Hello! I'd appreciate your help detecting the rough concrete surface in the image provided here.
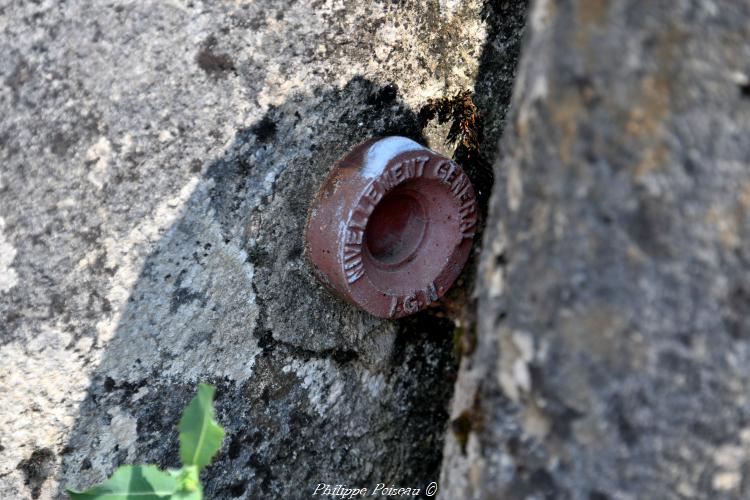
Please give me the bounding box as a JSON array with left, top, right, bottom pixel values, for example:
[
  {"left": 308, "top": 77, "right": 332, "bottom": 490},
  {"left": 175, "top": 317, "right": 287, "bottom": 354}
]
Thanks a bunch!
[
  {"left": 441, "top": 1, "right": 750, "bottom": 499},
  {"left": 0, "top": 0, "right": 527, "bottom": 498}
]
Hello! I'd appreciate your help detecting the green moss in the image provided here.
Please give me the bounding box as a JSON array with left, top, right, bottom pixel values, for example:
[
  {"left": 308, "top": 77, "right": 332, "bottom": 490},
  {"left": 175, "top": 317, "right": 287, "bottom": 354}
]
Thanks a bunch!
[
  {"left": 451, "top": 410, "right": 473, "bottom": 454},
  {"left": 451, "top": 392, "right": 486, "bottom": 455},
  {"left": 453, "top": 326, "right": 465, "bottom": 355},
  {"left": 453, "top": 324, "right": 478, "bottom": 358}
]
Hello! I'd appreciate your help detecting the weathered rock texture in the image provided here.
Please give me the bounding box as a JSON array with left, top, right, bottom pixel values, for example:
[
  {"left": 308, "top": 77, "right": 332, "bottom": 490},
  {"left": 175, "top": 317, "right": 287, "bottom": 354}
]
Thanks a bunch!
[
  {"left": 0, "top": 0, "right": 527, "bottom": 498},
  {"left": 441, "top": 1, "right": 750, "bottom": 499}
]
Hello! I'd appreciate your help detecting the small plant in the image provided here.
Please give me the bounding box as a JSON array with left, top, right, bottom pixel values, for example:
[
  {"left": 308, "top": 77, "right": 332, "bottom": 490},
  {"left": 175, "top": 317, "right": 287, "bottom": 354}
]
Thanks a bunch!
[
  {"left": 419, "top": 90, "right": 483, "bottom": 155},
  {"left": 68, "top": 383, "right": 225, "bottom": 499},
  {"left": 419, "top": 90, "right": 493, "bottom": 205}
]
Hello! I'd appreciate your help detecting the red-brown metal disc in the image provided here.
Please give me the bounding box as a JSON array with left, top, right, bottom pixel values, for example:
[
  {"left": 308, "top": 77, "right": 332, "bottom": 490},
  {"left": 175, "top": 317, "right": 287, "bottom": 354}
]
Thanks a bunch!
[{"left": 305, "top": 136, "right": 477, "bottom": 319}]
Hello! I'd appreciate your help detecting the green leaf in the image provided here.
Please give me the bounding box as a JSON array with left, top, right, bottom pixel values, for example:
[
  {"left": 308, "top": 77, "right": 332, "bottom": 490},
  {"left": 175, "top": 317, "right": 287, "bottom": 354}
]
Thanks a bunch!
[
  {"left": 67, "top": 464, "right": 177, "bottom": 499},
  {"left": 179, "top": 383, "right": 225, "bottom": 470}
]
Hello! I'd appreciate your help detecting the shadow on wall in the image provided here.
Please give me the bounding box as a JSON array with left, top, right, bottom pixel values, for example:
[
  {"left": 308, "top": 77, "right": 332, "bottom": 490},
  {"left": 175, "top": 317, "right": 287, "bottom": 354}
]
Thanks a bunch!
[
  {"left": 56, "top": 1, "right": 528, "bottom": 498},
  {"left": 57, "top": 77, "right": 459, "bottom": 498}
]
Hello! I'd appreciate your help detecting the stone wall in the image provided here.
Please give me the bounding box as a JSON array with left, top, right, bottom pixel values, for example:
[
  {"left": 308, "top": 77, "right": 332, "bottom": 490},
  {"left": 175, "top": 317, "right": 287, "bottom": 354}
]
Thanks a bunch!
[
  {"left": 441, "top": 1, "right": 750, "bottom": 499},
  {"left": 0, "top": 1, "right": 526, "bottom": 498}
]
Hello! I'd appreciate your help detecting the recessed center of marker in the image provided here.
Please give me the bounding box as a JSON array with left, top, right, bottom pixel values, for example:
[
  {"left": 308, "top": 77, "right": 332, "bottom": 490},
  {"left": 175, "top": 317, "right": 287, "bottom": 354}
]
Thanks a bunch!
[{"left": 364, "top": 188, "right": 427, "bottom": 268}]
